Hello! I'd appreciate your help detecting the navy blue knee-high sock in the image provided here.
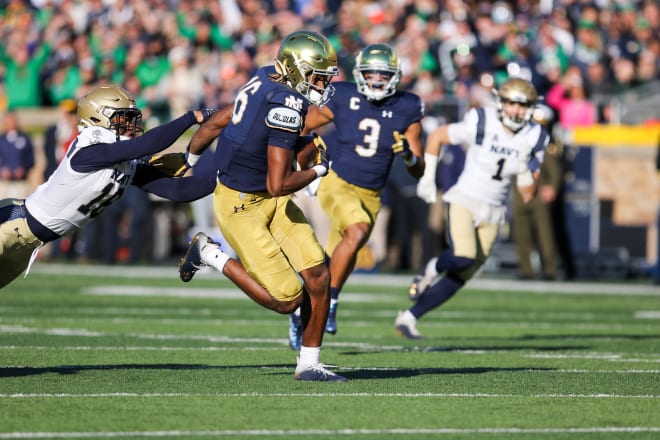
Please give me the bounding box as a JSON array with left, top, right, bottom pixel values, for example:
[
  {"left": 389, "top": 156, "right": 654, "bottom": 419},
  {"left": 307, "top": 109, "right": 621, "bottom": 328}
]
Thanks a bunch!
[
  {"left": 434, "top": 249, "right": 474, "bottom": 273},
  {"left": 410, "top": 274, "right": 465, "bottom": 319}
]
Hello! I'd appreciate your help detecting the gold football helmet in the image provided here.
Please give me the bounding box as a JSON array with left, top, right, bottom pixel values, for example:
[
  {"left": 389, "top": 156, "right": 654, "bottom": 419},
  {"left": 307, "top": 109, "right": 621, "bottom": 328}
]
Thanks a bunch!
[
  {"left": 353, "top": 43, "right": 401, "bottom": 101},
  {"left": 495, "top": 77, "right": 538, "bottom": 132},
  {"left": 275, "top": 30, "right": 339, "bottom": 106},
  {"left": 77, "top": 85, "right": 143, "bottom": 139}
]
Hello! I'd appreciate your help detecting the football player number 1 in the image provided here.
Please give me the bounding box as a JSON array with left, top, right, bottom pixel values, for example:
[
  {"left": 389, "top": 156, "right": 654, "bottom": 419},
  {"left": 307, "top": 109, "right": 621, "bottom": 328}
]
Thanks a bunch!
[{"left": 492, "top": 158, "right": 505, "bottom": 181}]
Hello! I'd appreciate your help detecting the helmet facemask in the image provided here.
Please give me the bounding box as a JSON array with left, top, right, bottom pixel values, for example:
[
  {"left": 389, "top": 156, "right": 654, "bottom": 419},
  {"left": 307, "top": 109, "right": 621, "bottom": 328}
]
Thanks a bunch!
[
  {"left": 283, "top": 54, "right": 338, "bottom": 106},
  {"left": 108, "top": 108, "right": 144, "bottom": 139},
  {"left": 353, "top": 43, "right": 401, "bottom": 101},
  {"left": 77, "top": 85, "right": 144, "bottom": 140}
]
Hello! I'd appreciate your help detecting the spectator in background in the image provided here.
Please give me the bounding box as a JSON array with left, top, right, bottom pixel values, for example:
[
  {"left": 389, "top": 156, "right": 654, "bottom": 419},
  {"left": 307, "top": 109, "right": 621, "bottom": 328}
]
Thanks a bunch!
[
  {"left": 571, "top": 18, "right": 603, "bottom": 74},
  {"left": 510, "top": 104, "right": 562, "bottom": 281},
  {"left": 0, "top": 111, "right": 35, "bottom": 199},
  {"left": 135, "top": 33, "right": 171, "bottom": 123},
  {"left": 157, "top": 45, "right": 205, "bottom": 119},
  {"left": 43, "top": 99, "right": 78, "bottom": 181},
  {"left": 96, "top": 185, "right": 152, "bottom": 264},
  {"left": 546, "top": 66, "right": 597, "bottom": 129},
  {"left": 0, "top": 30, "right": 52, "bottom": 109}
]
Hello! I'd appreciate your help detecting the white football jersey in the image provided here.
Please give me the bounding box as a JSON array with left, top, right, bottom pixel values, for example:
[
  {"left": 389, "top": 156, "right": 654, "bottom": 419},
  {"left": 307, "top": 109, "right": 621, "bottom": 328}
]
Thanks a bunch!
[
  {"left": 25, "top": 126, "right": 137, "bottom": 236},
  {"left": 443, "top": 107, "right": 547, "bottom": 207}
]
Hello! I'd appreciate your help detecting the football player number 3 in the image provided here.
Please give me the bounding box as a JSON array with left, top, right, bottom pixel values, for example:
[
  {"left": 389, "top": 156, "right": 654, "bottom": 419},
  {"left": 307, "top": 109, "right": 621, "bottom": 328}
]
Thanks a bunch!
[
  {"left": 355, "top": 118, "right": 380, "bottom": 158},
  {"left": 233, "top": 77, "right": 262, "bottom": 124}
]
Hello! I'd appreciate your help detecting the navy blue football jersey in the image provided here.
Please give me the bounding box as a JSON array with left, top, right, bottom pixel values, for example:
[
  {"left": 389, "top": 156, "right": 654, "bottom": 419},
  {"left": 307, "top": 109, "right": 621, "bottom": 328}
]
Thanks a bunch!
[
  {"left": 214, "top": 66, "right": 309, "bottom": 192},
  {"left": 324, "top": 82, "right": 424, "bottom": 190}
]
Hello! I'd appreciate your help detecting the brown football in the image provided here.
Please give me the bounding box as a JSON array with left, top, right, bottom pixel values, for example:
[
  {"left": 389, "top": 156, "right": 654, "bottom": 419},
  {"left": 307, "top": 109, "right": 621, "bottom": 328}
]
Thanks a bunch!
[{"left": 294, "top": 135, "right": 319, "bottom": 170}]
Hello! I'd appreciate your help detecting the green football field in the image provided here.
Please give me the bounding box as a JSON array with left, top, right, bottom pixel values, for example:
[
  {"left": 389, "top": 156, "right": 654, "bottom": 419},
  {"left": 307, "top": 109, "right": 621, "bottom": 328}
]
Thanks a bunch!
[{"left": 1, "top": 263, "right": 658, "bottom": 439}]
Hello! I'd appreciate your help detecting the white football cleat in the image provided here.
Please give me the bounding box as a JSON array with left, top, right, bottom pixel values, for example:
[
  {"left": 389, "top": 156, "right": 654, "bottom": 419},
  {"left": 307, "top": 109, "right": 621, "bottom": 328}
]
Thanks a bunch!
[
  {"left": 408, "top": 257, "right": 440, "bottom": 301},
  {"left": 179, "top": 232, "right": 219, "bottom": 282},
  {"left": 395, "top": 310, "right": 424, "bottom": 339},
  {"left": 295, "top": 363, "right": 348, "bottom": 382}
]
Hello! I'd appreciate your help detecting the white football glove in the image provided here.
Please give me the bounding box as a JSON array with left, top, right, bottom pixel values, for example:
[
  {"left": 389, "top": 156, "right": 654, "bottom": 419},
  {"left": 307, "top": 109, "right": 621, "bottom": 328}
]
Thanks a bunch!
[
  {"left": 416, "top": 176, "right": 437, "bottom": 204},
  {"left": 416, "top": 152, "right": 439, "bottom": 203}
]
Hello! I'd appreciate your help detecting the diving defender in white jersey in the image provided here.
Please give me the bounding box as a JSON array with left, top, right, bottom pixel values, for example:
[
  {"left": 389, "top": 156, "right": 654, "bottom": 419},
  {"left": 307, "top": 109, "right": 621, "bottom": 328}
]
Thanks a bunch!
[
  {"left": 395, "top": 77, "right": 549, "bottom": 339},
  {"left": 0, "top": 85, "right": 217, "bottom": 289}
]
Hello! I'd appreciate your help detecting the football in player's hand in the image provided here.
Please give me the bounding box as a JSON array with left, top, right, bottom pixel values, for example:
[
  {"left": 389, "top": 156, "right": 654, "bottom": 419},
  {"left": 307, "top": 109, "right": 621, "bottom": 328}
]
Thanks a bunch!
[{"left": 293, "top": 135, "right": 319, "bottom": 171}]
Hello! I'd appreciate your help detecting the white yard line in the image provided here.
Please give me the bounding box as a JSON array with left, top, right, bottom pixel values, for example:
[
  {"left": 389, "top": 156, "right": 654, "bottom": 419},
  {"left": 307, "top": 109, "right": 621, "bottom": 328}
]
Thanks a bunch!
[
  {"left": 29, "top": 264, "right": 660, "bottom": 296},
  {"left": 0, "top": 392, "right": 658, "bottom": 399},
  {"left": 0, "top": 426, "right": 660, "bottom": 439},
  {"left": 0, "top": 427, "right": 660, "bottom": 439}
]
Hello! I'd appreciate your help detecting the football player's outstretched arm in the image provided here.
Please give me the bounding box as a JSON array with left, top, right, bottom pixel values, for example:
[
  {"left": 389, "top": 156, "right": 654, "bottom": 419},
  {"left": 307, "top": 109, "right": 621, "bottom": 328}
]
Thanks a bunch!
[
  {"left": 188, "top": 106, "right": 233, "bottom": 155},
  {"left": 132, "top": 165, "right": 217, "bottom": 202},
  {"left": 425, "top": 125, "right": 450, "bottom": 156},
  {"left": 302, "top": 105, "right": 334, "bottom": 134}
]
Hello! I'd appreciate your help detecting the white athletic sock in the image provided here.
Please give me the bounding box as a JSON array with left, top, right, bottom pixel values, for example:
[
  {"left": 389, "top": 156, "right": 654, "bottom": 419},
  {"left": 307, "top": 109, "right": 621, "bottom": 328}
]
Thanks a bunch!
[
  {"left": 330, "top": 298, "right": 338, "bottom": 308},
  {"left": 298, "top": 346, "right": 321, "bottom": 367},
  {"left": 201, "top": 244, "right": 230, "bottom": 273}
]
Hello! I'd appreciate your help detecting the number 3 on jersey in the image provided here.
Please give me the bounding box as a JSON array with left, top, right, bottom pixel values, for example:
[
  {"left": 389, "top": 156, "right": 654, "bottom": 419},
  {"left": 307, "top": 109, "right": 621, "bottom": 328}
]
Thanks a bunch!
[{"left": 355, "top": 117, "right": 380, "bottom": 158}]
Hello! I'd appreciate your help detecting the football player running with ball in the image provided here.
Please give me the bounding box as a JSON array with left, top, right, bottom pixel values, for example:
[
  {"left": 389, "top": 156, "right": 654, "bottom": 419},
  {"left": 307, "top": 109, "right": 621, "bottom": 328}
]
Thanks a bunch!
[
  {"left": 179, "top": 31, "right": 347, "bottom": 382},
  {"left": 395, "top": 77, "right": 549, "bottom": 339},
  {"left": 0, "top": 85, "right": 218, "bottom": 289},
  {"left": 287, "top": 43, "right": 425, "bottom": 348}
]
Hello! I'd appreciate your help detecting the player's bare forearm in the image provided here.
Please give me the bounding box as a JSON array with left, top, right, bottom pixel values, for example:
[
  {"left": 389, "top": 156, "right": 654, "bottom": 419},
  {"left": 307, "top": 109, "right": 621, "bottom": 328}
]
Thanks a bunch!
[
  {"left": 405, "top": 122, "right": 425, "bottom": 179},
  {"left": 266, "top": 143, "right": 326, "bottom": 196},
  {"left": 302, "top": 105, "right": 334, "bottom": 134},
  {"left": 188, "top": 107, "right": 232, "bottom": 154}
]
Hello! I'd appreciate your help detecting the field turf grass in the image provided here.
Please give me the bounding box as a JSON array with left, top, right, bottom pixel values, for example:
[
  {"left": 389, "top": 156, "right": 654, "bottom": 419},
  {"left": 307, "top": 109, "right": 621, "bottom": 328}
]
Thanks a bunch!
[{"left": 1, "top": 264, "right": 658, "bottom": 439}]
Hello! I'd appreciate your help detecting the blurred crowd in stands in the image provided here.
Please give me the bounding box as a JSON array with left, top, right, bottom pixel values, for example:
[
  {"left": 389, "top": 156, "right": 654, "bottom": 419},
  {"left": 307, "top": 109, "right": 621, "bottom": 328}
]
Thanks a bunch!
[
  {"left": 0, "top": 0, "right": 659, "bottom": 279},
  {"left": 1, "top": 0, "right": 658, "bottom": 120}
]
